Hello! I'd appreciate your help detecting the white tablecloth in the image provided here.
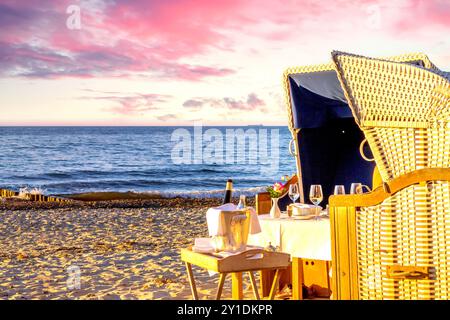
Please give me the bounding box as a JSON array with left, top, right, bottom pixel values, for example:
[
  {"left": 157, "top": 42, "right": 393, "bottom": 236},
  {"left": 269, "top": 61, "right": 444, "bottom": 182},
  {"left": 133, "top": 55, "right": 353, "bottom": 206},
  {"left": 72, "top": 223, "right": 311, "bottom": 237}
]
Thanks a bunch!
[{"left": 248, "top": 213, "right": 331, "bottom": 261}]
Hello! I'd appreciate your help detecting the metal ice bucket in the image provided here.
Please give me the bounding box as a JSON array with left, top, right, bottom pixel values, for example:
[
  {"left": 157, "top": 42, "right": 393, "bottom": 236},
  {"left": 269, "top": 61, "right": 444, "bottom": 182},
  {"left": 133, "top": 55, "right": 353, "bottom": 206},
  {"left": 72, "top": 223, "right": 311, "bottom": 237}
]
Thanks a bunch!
[{"left": 212, "top": 209, "right": 251, "bottom": 252}]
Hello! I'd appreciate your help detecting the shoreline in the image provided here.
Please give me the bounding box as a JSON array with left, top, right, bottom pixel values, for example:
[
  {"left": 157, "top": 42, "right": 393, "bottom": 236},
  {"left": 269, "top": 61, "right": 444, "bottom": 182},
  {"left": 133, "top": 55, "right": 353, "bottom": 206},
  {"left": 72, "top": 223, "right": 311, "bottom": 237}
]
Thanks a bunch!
[
  {"left": 1, "top": 186, "right": 266, "bottom": 203},
  {"left": 0, "top": 195, "right": 256, "bottom": 211}
]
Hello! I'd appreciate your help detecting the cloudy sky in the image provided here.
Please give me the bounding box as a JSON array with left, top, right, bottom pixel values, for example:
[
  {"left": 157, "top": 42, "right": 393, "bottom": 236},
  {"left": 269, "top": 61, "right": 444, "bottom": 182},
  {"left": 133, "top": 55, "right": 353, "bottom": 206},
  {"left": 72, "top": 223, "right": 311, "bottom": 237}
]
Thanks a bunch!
[{"left": 0, "top": 0, "right": 449, "bottom": 125}]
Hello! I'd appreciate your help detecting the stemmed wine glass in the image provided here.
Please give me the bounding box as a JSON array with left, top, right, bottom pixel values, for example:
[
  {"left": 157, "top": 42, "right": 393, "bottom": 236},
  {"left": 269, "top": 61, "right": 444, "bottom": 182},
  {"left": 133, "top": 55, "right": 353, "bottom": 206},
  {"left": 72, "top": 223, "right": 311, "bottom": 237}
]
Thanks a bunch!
[
  {"left": 288, "top": 184, "right": 300, "bottom": 218},
  {"left": 334, "top": 185, "right": 345, "bottom": 195},
  {"left": 289, "top": 184, "right": 300, "bottom": 204},
  {"left": 309, "top": 184, "right": 323, "bottom": 220},
  {"left": 350, "top": 183, "right": 362, "bottom": 194},
  {"left": 350, "top": 183, "right": 371, "bottom": 194}
]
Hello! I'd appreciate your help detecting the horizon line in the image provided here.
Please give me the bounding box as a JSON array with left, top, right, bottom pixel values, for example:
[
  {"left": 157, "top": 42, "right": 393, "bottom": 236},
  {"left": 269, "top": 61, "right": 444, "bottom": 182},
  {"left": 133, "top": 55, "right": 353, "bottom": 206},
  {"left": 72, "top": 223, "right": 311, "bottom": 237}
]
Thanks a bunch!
[{"left": 0, "top": 124, "right": 289, "bottom": 127}]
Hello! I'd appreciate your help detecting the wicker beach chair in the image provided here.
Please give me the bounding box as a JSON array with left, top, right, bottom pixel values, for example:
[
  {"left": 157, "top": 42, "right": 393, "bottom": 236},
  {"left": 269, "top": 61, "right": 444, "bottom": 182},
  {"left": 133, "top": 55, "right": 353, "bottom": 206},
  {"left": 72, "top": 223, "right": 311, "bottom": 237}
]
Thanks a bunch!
[{"left": 329, "top": 52, "right": 450, "bottom": 299}]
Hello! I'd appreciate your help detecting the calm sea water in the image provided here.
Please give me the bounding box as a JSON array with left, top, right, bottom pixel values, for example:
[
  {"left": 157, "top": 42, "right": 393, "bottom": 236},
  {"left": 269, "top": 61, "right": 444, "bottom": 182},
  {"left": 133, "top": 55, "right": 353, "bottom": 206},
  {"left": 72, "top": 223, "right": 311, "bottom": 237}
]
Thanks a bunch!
[{"left": 0, "top": 126, "right": 296, "bottom": 197}]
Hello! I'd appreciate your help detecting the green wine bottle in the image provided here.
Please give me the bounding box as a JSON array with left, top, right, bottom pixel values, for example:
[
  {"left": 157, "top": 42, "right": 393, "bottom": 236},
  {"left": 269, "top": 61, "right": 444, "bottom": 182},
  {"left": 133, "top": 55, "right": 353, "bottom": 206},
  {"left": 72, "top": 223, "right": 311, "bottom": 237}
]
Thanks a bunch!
[{"left": 222, "top": 179, "right": 233, "bottom": 204}]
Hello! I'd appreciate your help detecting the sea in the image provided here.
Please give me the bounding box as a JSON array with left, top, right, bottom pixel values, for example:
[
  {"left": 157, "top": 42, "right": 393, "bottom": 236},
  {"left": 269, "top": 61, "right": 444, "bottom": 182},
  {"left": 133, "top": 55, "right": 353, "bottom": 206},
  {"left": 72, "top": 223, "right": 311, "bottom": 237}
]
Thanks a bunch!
[{"left": 0, "top": 126, "right": 296, "bottom": 198}]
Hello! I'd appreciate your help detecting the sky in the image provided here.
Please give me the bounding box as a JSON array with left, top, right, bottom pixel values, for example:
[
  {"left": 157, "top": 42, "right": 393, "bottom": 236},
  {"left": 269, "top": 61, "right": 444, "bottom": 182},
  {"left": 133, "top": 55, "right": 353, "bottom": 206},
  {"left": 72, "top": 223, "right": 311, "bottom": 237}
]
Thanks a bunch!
[{"left": 0, "top": 0, "right": 449, "bottom": 126}]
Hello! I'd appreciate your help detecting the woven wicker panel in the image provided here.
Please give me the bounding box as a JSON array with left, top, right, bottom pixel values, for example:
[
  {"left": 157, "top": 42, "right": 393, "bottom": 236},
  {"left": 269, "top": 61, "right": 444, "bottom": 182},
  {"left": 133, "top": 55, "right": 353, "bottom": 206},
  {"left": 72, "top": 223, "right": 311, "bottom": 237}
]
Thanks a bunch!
[
  {"left": 357, "top": 182, "right": 450, "bottom": 300},
  {"left": 429, "top": 86, "right": 450, "bottom": 124},
  {"left": 331, "top": 52, "right": 450, "bottom": 182},
  {"left": 363, "top": 126, "right": 450, "bottom": 181},
  {"left": 331, "top": 52, "right": 450, "bottom": 128}
]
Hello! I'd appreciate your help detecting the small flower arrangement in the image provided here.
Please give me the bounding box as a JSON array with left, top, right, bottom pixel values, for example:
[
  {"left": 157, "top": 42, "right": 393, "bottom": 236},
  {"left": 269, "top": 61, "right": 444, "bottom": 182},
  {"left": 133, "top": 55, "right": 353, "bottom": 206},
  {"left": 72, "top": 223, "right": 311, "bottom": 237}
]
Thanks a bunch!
[
  {"left": 266, "top": 182, "right": 286, "bottom": 198},
  {"left": 266, "top": 174, "right": 294, "bottom": 198}
]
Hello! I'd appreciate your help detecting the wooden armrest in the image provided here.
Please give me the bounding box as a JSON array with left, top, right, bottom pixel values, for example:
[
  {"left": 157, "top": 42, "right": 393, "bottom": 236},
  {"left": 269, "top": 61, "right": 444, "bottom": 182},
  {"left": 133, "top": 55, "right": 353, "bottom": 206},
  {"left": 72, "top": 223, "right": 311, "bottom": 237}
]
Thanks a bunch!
[
  {"left": 329, "top": 187, "right": 387, "bottom": 207},
  {"left": 330, "top": 168, "right": 450, "bottom": 208}
]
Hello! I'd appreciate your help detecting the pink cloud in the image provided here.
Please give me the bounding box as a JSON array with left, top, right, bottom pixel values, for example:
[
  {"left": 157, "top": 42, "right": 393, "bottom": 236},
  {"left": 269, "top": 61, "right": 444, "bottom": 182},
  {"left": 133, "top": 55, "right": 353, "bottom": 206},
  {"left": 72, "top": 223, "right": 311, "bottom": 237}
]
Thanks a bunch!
[
  {"left": 157, "top": 114, "right": 179, "bottom": 122},
  {"left": 223, "top": 97, "right": 256, "bottom": 111},
  {"left": 100, "top": 0, "right": 244, "bottom": 56},
  {"left": 390, "top": 0, "right": 450, "bottom": 34},
  {"left": 79, "top": 91, "right": 171, "bottom": 115},
  {"left": 182, "top": 93, "right": 266, "bottom": 111},
  {"left": 182, "top": 99, "right": 203, "bottom": 108},
  {"left": 0, "top": 0, "right": 240, "bottom": 80},
  {"left": 223, "top": 93, "right": 266, "bottom": 111},
  {"left": 246, "top": 93, "right": 265, "bottom": 108},
  {"left": 4, "top": 0, "right": 376, "bottom": 80},
  {"left": 0, "top": 0, "right": 448, "bottom": 81}
]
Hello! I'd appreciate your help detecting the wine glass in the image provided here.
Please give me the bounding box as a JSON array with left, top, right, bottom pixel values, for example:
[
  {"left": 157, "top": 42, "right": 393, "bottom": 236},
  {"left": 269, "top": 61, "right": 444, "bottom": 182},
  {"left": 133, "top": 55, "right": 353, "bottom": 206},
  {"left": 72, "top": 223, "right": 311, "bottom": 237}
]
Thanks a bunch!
[
  {"left": 350, "top": 183, "right": 362, "bottom": 194},
  {"left": 309, "top": 185, "right": 323, "bottom": 220},
  {"left": 334, "top": 185, "right": 345, "bottom": 195},
  {"left": 289, "top": 184, "right": 300, "bottom": 204}
]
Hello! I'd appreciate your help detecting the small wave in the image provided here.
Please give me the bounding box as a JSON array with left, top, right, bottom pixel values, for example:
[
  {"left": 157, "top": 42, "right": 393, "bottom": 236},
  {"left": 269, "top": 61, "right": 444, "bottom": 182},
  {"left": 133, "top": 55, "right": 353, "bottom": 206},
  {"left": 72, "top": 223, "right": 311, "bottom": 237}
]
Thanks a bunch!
[
  {"left": 153, "top": 186, "right": 267, "bottom": 199},
  {"left": 45, "top": 172, "right": 74, "bottom": 179},
  {"left": 63, "top": 186, "right": 267, "bottom": 201}
]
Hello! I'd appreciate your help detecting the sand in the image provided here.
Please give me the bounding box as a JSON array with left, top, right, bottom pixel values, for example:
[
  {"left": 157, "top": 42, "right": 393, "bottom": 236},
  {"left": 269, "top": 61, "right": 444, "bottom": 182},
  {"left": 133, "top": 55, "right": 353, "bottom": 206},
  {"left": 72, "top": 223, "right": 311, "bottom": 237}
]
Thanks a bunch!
[{"left": 0, "top": 197, "right": 261, "bottom": 300}]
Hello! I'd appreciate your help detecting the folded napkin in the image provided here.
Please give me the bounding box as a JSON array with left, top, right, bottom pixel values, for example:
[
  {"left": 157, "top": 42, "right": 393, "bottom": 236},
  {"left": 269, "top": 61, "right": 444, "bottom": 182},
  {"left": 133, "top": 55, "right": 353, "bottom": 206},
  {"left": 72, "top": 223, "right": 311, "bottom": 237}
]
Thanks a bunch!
[
  {"left": 292, "top": 203, "right": 317, "bottom": 209},
  {"left": 192, "top": 237, "right": 215, "bottom": 254},
  {"left": 291, "top": 203, "right": 321, "bottom": 216},
  {"left": 206, "top": 203, "right": 261, "bottom": 237},
  {"left": 191, "top": 242, "right": 264, "bottom": 276}
]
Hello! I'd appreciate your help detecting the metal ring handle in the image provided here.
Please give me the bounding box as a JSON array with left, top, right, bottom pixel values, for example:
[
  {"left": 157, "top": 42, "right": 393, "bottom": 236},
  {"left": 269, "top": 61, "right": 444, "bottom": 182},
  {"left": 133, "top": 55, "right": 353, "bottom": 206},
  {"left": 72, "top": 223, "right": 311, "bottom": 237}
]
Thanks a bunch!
[
  {"left": 289, "top": 138, "right": 297, "bottom": 157},
  {"left": 387, "top": 265, "right": 430, "bottom": 279},
  {"left": 389, "top": 270, "right": 428, "bottom": 279},
  {"left": 359, "top": 139, "right": 375, "bottom": 162}
]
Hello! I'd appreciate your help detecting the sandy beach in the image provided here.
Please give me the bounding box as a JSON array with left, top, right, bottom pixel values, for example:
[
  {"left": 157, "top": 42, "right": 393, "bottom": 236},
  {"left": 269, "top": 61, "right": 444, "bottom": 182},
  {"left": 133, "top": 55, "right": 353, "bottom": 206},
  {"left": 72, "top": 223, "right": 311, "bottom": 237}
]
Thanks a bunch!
[{"left": 0, "top": 197, "right": 260, "bottom": 300}]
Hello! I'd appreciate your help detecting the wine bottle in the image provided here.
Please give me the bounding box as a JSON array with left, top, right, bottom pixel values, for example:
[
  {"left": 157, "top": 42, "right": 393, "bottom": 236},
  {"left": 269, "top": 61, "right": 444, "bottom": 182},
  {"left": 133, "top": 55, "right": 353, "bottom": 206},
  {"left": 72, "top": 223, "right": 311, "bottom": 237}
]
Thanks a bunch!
[{"left": 222, "top": 179, "right": 233, "bottom": 204}]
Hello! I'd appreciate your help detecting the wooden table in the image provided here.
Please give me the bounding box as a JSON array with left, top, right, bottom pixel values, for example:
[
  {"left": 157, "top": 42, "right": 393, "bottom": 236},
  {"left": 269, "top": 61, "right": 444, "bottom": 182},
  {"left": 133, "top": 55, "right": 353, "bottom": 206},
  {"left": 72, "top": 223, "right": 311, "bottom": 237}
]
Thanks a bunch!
[
  {"left": 181, "top": 247, "right": 290, "bottom": 300},
  {"left": 248, "top": 214, "right": 332, "bottom": 299}
]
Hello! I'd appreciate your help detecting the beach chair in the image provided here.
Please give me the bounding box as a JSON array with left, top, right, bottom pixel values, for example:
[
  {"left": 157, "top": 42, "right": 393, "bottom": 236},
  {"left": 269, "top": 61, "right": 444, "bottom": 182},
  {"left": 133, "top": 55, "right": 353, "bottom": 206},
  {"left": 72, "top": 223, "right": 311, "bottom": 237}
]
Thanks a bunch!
[
  {"left": 256, "top": 52, "right": 440, "bottom": 299},
  {"left": 329, "top": 52, "right": 450, "bottom": 299}
]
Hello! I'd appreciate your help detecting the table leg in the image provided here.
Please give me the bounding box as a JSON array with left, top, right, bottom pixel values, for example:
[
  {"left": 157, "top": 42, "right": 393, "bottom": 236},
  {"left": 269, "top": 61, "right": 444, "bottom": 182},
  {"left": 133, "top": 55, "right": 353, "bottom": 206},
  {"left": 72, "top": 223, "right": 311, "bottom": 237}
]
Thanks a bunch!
[
  {"left": 259, "top": 270, "right": 274, "bottom": 298},
  {"left": 292, "top": 258, "right": 304, "bottom": 300},
  {"left": 231, "top": 272, "right": 243, "bottom": 300},
  {"left": 248, "top": 271, "right": 260, "bottom": 300},
  {"left": 216, "top": 273, "right": 227, "bottom": 300},
  {"left": 326, "top": 261, "right": 332, "bottom": 293},
  {"left": 185, "top": 262, "right": 198, "bottom": 300},
  {"left": 269, "top": 269, "right": 281, "bottom": 300}
]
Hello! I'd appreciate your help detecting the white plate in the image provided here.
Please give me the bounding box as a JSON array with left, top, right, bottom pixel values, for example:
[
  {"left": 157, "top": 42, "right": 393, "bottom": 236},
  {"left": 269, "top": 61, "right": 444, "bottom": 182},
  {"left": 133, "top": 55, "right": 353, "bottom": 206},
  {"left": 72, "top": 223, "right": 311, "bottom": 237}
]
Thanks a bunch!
[{"left": 291, "top": 214, "right": 315, "bottom": 220}]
